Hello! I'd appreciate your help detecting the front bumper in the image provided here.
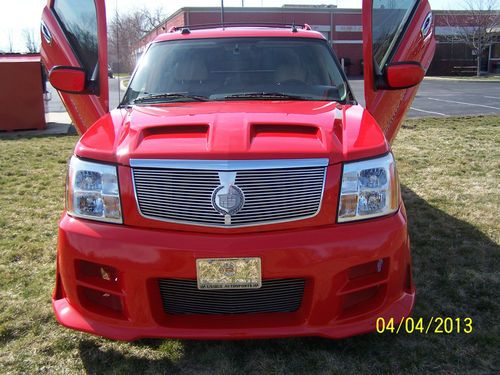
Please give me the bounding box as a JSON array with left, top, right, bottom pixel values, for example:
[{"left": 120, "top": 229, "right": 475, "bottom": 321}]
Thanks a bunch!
[{"left": 54, "top": 209, "right": 414, "bottom": 341}]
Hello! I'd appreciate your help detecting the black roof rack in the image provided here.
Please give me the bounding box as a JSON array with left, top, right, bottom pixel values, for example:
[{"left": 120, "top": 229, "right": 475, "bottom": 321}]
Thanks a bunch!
[{"left": 167, "top": 22, "right": 312, "bottom": 33}]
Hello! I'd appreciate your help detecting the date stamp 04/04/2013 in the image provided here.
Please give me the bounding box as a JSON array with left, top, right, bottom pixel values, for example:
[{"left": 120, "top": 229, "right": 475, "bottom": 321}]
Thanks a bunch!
[{"left": 376, "top": 317, "right": 473, "bottom": 334}]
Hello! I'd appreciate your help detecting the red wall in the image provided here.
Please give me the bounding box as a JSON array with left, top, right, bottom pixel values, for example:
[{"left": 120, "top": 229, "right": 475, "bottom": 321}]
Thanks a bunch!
[
  {"left": 330, "top": 12, "right": 363, "bottom": 75},
  {"left": 187, "top": 10, "right": 332, "bottom": 25},
  {"left": 0, "top": 55, "right": 46, "bottom": 131}
]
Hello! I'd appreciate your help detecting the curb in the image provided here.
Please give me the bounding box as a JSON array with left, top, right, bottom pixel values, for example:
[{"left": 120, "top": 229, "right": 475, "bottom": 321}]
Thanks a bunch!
[{"left": 424, "top": 76, "right": 500, "bottom": 82}]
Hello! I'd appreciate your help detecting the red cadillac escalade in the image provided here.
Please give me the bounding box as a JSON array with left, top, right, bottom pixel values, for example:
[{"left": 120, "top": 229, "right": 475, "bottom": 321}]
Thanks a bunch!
[{"left": 41, "top": 0, "right": 435, "bottom": 340}]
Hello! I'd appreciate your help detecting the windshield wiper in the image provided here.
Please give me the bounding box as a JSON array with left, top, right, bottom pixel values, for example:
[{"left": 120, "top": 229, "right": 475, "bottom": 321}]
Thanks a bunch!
[
  {"left": 133, "top": 93, "right": 208, "bottom": 104},
  {"left": 223, "top": 92, "right": 309, "bottom": 100}
]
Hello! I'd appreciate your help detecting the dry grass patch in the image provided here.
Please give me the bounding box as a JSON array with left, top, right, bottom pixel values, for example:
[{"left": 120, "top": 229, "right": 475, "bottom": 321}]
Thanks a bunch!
[{"left": 0, "top": 116, "right": 499, "bottom": 374}]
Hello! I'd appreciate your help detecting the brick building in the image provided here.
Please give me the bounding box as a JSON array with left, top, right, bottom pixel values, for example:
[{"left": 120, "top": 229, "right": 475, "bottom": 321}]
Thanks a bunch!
[{"left": 137, "top": 6, "right": 500, "bottom": 76}]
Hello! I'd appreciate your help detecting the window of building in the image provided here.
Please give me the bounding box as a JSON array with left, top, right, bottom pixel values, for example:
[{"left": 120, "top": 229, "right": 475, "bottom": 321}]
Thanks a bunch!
[{"left": 491, "top": 43, "right": 500, "bottom": 59}]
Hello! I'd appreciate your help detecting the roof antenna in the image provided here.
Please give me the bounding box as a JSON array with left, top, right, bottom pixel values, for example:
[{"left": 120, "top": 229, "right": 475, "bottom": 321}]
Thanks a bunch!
[{"left": 221, "top": 0, "right": 225, "bottom": 28}]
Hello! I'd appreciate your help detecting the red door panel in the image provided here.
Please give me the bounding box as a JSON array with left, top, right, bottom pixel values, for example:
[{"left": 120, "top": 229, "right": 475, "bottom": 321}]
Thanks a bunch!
[
  {"left": 40, "top": 0, "right": 108, "bottom": 134},
  {"left": 363, "top": 0, "right": 436, "bottom": 143}
]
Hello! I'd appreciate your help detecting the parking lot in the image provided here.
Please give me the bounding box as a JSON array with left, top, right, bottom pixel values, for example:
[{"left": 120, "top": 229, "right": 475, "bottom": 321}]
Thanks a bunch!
[
  {"left": 45, "top": 78, "right": 124, "bottom": 113},
  {"left": 350, "top": 78, "right": 500, "bottom": 117},
  {"left": 46, "top": 77, "right": 500, "bottom": 119}
]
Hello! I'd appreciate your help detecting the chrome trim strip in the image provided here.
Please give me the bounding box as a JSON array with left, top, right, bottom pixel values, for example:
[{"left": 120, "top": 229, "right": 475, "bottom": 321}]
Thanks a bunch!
[{"left": 130, "top": 158, "right": 329, "bottom": 170}]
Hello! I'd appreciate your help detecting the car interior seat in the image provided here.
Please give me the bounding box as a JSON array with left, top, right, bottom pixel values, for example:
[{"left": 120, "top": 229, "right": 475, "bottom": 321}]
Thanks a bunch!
[
  {"left": 275, "top": 50, "right": 307, "bottom": 85},
  {"left": 171, "top": 58, "right": 209, "bottom": 92}
]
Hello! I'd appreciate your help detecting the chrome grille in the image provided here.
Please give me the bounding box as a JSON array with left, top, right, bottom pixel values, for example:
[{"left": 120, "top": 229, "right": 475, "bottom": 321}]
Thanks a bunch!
[
  {"left": 131, "top": 159, "right": 327, "bottom": 227},
  {"left": 159, "top": 278, "right": 305, "bottom": 315}
]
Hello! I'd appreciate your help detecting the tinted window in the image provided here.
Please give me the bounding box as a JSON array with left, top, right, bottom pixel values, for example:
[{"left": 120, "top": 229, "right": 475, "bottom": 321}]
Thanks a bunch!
[
  {"left": 123, "top": 37, "right": 348, "bottom": 104},
  {"left": 54, "top": 0, "right": 98, "bottom": 77},
  {"left": 372, "top": 0, "right": 417, "bottom": 70}
]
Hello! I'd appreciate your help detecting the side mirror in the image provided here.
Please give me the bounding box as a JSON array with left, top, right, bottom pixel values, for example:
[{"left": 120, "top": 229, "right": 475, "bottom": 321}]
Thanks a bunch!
[
  {"left": 49, "top": 66, "right": 86, "bottom": 93},
  {"left": 383, "top": 62, "right": 425, "bottom": 90}
]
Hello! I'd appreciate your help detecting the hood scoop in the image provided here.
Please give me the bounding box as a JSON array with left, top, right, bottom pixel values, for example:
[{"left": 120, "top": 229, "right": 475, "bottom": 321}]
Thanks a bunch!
[
  {"left": 249, "top": 124, "right": 325, "bottom": 153},
  {"left": 137, "top": 124, "right": 210, "bottom": 153},
  {"left": 141, "top": 124, "right": 209, "bottom": 139},
  {"left": 250, "top": 124, "right": 321, "bottom": 141}
]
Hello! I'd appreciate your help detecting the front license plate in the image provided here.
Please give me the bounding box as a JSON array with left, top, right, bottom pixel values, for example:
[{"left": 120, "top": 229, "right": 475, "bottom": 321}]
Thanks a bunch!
[{"left": 196, "top": 257, "right": 261, "bottom": 290}]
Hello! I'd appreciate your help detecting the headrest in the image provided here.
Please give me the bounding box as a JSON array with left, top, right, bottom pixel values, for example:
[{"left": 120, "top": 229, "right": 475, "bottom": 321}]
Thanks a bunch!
[
  {"left": 274, "top": 50, "right": 306, "bottom": 83},
  {"left": 275, "top": 63, "right": 306, "bottom": 83},
  {"left": 175, "top": 58, "right": 208, "bottom": 82}
]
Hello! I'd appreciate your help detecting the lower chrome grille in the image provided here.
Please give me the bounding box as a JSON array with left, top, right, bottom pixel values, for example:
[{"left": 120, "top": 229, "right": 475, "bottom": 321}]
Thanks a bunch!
[
  {"left": 158, "top": 278, "right": 305, "bottom": 315},
  {"left": 131, "top": 159, "right": 327, "bottom": 227}
]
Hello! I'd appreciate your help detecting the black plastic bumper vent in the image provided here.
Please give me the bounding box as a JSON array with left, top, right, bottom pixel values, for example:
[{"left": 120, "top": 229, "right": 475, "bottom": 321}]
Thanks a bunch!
[{"left": 158, "top": 278, "right": 305, "bottom": 315}]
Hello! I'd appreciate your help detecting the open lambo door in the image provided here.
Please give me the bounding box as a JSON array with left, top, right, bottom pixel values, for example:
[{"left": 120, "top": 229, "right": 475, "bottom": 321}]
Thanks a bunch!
[
  {"left": 40, "top": 0, "right": 108, "bottom": 134},
  {"left": 363, "top": 0, "right": 436, "bottom": 143}
]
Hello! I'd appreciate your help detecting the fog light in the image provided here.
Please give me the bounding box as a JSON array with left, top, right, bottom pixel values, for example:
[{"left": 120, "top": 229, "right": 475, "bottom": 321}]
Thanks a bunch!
[
  {"left": 347, "top": 258, "right": 388, "bottom": 280},
  {"left": 377, "top": 259, "right": 384, "bottom": 273},
  {"left": 100, "top": 267, "right": 111, "bottom": 281},
  {"left": 75, "top": 260, "right": 120, "bottom": 291}
]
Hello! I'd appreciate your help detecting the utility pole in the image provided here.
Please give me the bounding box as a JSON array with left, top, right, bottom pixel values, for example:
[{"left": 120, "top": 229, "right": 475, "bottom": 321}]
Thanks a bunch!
[
  {"left": 221, "top": 0, "right": 225, "bottom": 26},
  {"left": 115, "top": 0, "right": 120, "bottom": 102}
]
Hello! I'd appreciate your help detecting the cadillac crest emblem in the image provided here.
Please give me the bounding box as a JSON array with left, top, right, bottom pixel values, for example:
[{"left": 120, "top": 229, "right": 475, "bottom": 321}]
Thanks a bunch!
[{"left": 211, "top": 172, "right": 245, "bottom": 222}]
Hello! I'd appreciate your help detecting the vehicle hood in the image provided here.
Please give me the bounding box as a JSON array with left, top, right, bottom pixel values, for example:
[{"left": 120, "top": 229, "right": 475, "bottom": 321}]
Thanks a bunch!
[{"left": 76, "top": 101, "right": 389, "bottom": 165}]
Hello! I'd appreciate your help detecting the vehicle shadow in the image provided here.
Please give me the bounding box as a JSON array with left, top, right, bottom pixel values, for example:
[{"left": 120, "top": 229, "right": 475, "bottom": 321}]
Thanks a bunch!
[{"left": 78, "top": 186, "right": 499, "bottom": 374}]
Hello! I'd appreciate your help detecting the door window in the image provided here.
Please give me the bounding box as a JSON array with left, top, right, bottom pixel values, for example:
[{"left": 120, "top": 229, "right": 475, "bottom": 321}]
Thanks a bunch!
[
  {"left": 372, "top": 0, "right": 418, "bottom": 71},
  {"left": 53, "top": 0, "right": 98, "bottom": 77}
]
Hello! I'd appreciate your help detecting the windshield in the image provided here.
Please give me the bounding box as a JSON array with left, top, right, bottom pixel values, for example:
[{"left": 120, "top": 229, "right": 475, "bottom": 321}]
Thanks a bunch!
[{"left": 122, "top": 37, "right": 349, "bottom": 105}]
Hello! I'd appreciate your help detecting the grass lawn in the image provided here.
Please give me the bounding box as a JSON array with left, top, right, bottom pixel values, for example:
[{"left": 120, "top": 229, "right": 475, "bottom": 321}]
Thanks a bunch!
[{"left": 0, "top": 115, "right": 498, "bottom": 374}]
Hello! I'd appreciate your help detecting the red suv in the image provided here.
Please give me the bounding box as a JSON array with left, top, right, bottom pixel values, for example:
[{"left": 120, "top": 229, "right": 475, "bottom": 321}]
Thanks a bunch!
[{"left": 41, "top": 0, "right": 435, "bottom": 340}]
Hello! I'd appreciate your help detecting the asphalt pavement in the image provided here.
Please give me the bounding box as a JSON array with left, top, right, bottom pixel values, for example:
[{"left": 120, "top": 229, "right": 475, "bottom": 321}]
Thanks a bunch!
[
  {"left": 349, "top": 78, "right": 500, "bottom": 117},
  {"left": 47, "top": 77, "right": 500, "bottom": 119},
  {"left": 46, "top": 77, "right": 125, "bottom": 113}
]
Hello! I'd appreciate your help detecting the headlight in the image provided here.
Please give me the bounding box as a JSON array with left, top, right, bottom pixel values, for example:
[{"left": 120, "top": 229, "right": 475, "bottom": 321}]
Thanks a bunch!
[
  {"left": 66, "top": 156, "right": 122, "bottom": 223},
  {"left": 338, "top": 153, "right": 399, "bottom": 223}
]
